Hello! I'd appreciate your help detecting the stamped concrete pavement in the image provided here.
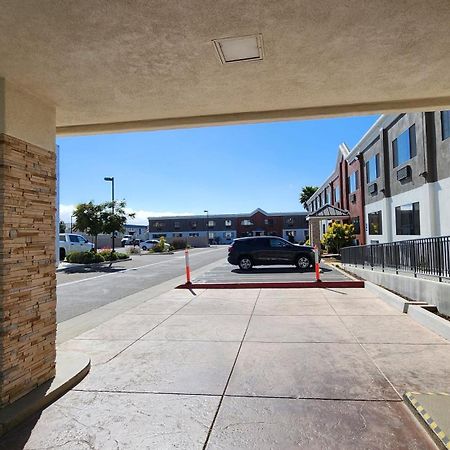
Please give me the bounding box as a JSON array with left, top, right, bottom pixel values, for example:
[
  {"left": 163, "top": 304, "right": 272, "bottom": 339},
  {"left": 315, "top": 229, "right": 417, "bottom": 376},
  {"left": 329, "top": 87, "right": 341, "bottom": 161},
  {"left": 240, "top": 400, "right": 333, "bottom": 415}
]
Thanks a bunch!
[{"left": 1, "top": 287, "right": 449, "bottom": 449}]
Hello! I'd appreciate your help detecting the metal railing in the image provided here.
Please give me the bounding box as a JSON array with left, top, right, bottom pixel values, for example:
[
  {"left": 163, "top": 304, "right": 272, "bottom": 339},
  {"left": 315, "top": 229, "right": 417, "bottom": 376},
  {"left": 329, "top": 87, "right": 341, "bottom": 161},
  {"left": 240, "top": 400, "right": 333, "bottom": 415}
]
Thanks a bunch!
[{"left": 341, "top": 236, "right": 450, "bottom": 282}]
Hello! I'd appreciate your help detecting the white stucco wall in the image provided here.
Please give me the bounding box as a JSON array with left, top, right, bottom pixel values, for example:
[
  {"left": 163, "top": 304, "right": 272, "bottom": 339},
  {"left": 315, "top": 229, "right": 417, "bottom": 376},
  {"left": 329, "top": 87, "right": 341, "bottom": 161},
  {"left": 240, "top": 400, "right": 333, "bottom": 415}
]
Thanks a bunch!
[
  {"left": 435, "top": 177, "right": 450, "bottom": 236},
  {"left": 364, "top": 178, "right": 450, "bottom": 243},
  {"left": 283, "top": 228, "right": 309, "bottom": 241},
  {"left": 364, "top": 198, "right": 391, "bottom": 244}
]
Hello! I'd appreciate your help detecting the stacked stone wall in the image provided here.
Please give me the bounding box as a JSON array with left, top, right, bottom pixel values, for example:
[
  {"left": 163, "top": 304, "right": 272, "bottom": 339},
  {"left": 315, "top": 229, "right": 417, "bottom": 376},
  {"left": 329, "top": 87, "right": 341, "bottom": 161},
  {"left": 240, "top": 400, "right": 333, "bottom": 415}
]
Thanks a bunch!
[{"left": 0, "top": 133, "right": 56, "bottom": 406}]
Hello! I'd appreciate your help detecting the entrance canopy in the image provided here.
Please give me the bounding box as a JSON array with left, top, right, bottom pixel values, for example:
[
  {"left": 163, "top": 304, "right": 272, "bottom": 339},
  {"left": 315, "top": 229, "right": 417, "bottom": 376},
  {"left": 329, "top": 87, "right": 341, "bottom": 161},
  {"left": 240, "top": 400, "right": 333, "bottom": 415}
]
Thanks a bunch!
[
  {"left": 1, "top": 1, "right": 450, "bottom": 135},
  {"left": 307, "top": 204, "right": 350, "bottom": 222},
  {"left": 307, "top": 204, "right": 350, "bottom": 247}
]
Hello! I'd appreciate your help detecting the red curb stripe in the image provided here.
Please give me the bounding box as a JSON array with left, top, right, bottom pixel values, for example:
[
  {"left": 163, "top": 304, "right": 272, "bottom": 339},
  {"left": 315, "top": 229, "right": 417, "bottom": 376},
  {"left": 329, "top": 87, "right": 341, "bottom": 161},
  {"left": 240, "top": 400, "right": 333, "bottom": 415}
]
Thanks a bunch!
[{"left": 176, "top": 281, "right": 364, "bottom": 289}]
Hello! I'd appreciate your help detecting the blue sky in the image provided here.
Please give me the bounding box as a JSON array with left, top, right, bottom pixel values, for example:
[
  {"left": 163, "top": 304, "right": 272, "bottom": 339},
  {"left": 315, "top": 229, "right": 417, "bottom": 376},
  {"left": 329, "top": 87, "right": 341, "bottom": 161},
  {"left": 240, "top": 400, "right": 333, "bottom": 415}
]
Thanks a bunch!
[{"left": 57, "top": 115, "right": 379, "bottom": 224}]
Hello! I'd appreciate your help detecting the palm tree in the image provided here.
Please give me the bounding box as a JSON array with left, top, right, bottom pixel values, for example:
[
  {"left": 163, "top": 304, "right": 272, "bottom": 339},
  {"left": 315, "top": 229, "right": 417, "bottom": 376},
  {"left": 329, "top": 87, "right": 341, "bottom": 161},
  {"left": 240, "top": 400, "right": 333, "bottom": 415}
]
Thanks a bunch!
[{"left": 299, "top": 186, "right": 318, "bottom": 210}]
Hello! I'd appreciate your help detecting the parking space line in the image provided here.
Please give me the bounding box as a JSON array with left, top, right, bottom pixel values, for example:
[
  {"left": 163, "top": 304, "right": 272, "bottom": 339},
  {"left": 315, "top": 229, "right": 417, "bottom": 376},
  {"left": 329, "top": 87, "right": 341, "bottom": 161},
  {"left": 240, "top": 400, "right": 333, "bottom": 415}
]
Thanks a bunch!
[{"left": 57, "top": 248, "right": 223, "bottom": 287}]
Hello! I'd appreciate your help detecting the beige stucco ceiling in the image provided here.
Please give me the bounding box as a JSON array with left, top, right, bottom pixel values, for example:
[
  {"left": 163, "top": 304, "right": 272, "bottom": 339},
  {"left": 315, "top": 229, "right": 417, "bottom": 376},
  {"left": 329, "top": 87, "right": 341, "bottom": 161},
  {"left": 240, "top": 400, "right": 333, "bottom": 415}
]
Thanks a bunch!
[{"left": 1, "top": 0, "right": 449, "bottom": 134}]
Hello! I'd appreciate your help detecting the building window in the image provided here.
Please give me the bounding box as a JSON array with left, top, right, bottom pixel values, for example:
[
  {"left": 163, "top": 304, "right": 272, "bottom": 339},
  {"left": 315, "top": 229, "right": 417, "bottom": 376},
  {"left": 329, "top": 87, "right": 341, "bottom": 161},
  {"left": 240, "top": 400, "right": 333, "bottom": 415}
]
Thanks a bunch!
[
  {"left": 241, "top": 219, "right": 253, "bottom": 226},
  {"left": 393, "top": 125, "right": 417, "bottom": 168},
  {"left": 366, "top": 154, "right": 380, "bottom": 183},
  {"left": 207, "top": 220, "right": 215, "bottom": 227},
  {"left": 208, "top": 231, "right": 215, "bottom": 239},
  {"left": 442, "top": 111, "right": 450, "bottom": 140},
  {"left": 188, "top": 232, "right": 199, "bottom": 237},
  {"left": 348, "top": 171, "right": 359, "bottom": 193},
  {"left": 225, "top": 219, "right": 232, "bottom": 227},
  {"left": 318, "top": 194, "right": 323, "bottom": 207},
  {"left": 395, "top": 202, "right": 420, "bottom": 235},
  {"left": 152, "top": 233, "right": 166, "bottom": 238},
  {"left": 264, "top": 218, "right": 274, "bottom": 226},
  {"left": 352, "top": 216, "right": 361, "bottom": 234},
  {"left": 191, "top": 221, "right": 197, "bottom": 229},
  {"left": 174, "top": 221, "right": 180, "bottom": 229},
  {"left": 153, "top": 221, "right": 164, "bottom": 229},
  {"left": 286, "top": 217, "right": 294, "bottom": 227},
  {"left": 334, "top": 186, "right": 340, "bottom": 204},
  {"left": 368, "top": 211, "right": 382, "bottom": 235},
  {"left": 224, "top": 232, "right": 233, "bottom": 239},
  {"left": 325, "top": 189, "right": 330, "bottom": 204}
]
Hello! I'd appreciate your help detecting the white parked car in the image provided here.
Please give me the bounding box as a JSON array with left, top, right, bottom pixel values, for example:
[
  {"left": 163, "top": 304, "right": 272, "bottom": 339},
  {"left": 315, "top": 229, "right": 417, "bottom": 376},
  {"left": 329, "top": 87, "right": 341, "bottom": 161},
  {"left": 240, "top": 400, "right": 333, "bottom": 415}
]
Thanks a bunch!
[
  {"left": 140, "top": 239, "right": 170, "bottom": 251},
  {"left": 59, "top": 233, "right": 94, "bottom": 260}
]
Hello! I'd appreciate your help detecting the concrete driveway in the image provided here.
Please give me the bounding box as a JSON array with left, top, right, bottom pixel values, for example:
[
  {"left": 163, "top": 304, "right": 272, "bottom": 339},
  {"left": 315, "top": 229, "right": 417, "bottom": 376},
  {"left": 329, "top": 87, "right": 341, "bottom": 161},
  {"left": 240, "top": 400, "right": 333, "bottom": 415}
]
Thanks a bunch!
[{"left": 2, "top": 287, "right": 449, "bottom": 449}]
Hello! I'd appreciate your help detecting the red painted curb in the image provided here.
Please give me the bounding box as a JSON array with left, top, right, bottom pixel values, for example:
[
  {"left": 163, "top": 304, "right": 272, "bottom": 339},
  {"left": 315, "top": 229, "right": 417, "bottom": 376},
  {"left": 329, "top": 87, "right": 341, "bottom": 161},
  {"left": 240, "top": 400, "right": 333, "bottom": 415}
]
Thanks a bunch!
[{"left": 176, "top": 280, "right": 364, "bottom": 289}]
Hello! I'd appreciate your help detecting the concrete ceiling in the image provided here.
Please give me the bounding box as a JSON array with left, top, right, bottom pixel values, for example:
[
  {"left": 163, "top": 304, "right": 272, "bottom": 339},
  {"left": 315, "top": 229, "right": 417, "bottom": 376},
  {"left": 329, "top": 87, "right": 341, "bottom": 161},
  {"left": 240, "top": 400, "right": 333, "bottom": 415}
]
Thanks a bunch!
[{"left": 1, "top": 0, "right": 449, "bottom": 134}]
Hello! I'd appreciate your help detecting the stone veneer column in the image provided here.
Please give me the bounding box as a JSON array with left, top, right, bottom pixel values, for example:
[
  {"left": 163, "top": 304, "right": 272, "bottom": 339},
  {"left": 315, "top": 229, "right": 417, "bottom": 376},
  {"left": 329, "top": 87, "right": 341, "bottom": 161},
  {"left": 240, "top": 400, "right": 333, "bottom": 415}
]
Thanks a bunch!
[
  {"left": 0, "top": 79, "right": 56, "bottom": 407},
  {"left": 309, "top": 220, "right": 321, "bottom": 248}
]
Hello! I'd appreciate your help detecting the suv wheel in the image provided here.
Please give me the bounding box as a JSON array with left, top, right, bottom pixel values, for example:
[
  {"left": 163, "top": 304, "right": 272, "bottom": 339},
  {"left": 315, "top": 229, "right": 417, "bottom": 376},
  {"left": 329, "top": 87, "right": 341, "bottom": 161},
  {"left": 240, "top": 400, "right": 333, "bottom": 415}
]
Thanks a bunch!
[
  {"left": 142, "top": 246, "right": 147, "bottom": 251},
  {"left": 239, "top": 257, "right": 253, "bottom": 270},
  {"left": 296, "top": 255, "right": 311, "bottom": 270}
]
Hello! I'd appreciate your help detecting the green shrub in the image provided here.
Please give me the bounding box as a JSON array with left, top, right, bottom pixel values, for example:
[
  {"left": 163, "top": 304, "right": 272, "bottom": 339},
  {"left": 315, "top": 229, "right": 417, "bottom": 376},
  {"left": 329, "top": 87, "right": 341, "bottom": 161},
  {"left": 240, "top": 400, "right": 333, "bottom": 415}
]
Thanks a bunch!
[
  {"left": 127, "top": 246, "right": 141, "bottom": 255},
  {"left": 171, "top": 238, "right": 187, "bottom": 250},
  {"left": 98, "top": 250, "right": 128, "bottom": 261},
  {"left": 153, "top": 236, "right": 168, "bottom": 252},
  {"left": 66, "top": 251, "right": 105, "bottom": 264},
  {"left": 321, "top": 222, "right": 355, "bottom": 253}
]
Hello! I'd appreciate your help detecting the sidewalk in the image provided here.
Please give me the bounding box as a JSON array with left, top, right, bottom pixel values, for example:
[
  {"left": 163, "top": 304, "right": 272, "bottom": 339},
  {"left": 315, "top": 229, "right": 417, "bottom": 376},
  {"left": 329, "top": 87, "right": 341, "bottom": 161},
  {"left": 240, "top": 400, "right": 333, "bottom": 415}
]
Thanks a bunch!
[{"left": 2, "top": 287, "right": 449, "bottom": 449}]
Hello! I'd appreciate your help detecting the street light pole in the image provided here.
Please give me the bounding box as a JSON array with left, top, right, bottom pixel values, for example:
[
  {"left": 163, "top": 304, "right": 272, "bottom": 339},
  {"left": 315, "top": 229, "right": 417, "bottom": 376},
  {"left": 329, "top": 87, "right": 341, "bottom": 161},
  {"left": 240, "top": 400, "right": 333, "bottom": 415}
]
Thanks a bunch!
[
  {"left": 104, "top": 176, "right": 115, "bottom": 252},
  {"left": 70, "top": 214, "right": 74, "bottom": 233},
  {"left": 204, "top": 209, "right": 209, "bottom": 245}
]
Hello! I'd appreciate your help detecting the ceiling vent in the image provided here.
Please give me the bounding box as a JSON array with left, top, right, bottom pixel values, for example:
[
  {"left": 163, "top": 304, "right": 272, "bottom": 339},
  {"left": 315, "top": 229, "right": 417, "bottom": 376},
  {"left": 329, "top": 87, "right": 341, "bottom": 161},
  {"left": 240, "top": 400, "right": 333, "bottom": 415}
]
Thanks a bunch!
[{"left": 213, "top": 34, "right": 264, "bottom": 64}]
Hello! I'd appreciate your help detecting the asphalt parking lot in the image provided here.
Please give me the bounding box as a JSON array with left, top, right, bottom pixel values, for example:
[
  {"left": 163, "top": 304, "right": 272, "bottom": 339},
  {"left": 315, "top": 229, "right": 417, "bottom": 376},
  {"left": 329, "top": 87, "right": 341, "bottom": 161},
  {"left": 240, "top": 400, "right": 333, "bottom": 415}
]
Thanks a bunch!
[{"left": 193, "top": 261, "right": 349, "bottom": 283}]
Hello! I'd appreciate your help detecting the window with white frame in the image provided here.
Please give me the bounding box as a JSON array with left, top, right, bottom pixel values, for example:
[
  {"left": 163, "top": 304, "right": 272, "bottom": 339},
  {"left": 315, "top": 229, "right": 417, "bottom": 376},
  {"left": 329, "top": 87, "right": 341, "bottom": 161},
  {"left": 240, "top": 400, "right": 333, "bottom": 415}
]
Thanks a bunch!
[
  {"left": 366, "top": 154, "right": 380, "bottom": 183},
  {"left": 225, "top": 219, "right": 232, "bottom": 227},
  {"left": 241, "top": 219, "right": 253, "bottom": 226},
  {"left": 368, "top": 211, "right": 382, "bottom": 235},
  {"left": 207, "top": 220, "right": 215, "bottom": 227},
  {"left": 395, "top": 202, "right": 420, "bottom": 235},
  {"left": 334, "top": 185, "right": 340, "bottom": 204},
  {"left": 393, "top": 125, "right": 417, "bottom": 167},
  {"left": 348, "top": 171, "right": 359, "bottom": 193}
]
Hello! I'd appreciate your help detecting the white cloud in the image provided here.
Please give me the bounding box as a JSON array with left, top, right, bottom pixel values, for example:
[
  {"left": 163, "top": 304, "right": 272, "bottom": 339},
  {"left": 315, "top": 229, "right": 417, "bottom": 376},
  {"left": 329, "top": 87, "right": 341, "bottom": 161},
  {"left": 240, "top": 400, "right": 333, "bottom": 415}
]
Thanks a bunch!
[
  {"left": 124, "top": 209, "right": 193, "bottom": 225},
  {"left": 58, "top": 204, "right": 193, "bottom": 225},
  {"left": 58, "top": 204, "right": 76, "bottom": 223}
]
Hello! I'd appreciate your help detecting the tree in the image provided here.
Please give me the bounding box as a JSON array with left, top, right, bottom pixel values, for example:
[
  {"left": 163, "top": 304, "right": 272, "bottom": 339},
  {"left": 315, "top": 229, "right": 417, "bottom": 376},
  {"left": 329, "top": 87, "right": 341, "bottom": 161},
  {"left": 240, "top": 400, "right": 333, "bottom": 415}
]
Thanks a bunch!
[
  {"left": 321, "top": 222, "right": 355, "bottom": 253},
  {"left": 299, "top": 186, "right": 319, "bottom": 210},
  {"left": 72, "top": 201, "right": 104, "bottom": 249},
  {"left": 59, "top": 220, "right": 66, "bottom": 233},
  {"left": 101, "top": 200, "right": 135, "bottom": 238}
]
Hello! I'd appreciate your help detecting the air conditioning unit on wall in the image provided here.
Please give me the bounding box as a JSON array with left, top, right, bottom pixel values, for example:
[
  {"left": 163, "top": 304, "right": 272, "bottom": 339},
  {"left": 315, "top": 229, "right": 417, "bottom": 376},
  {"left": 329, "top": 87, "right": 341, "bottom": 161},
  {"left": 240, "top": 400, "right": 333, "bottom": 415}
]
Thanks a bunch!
[
  {"left": 397, "top": 165, "right": 411, "bottom": 181},
  {"left": 368, "top": 183, "right": 378, "bottom": 195}
]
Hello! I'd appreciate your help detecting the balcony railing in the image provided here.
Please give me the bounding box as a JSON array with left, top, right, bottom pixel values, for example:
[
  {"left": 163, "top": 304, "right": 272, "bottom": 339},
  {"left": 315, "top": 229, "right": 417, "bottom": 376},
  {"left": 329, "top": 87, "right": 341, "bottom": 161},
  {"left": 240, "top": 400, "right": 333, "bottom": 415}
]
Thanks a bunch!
[{"left": 341, "top": 236, "right": 450, "bottom": 282}]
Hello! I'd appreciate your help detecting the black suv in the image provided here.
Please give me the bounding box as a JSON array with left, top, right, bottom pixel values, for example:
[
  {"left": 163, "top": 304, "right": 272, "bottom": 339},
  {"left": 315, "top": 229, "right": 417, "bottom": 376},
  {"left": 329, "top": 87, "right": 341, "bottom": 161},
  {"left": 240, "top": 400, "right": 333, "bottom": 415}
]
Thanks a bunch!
[{"left": 227, "top": 236, "right": 315, "bottom": 271}]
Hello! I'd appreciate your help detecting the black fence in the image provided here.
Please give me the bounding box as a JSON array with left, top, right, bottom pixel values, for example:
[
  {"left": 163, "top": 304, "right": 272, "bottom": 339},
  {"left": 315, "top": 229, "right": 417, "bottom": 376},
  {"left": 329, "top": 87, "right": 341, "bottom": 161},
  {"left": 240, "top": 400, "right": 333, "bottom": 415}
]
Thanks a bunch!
[{"left": 341, "top": 236, "right": 450, "bottom": 282}]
